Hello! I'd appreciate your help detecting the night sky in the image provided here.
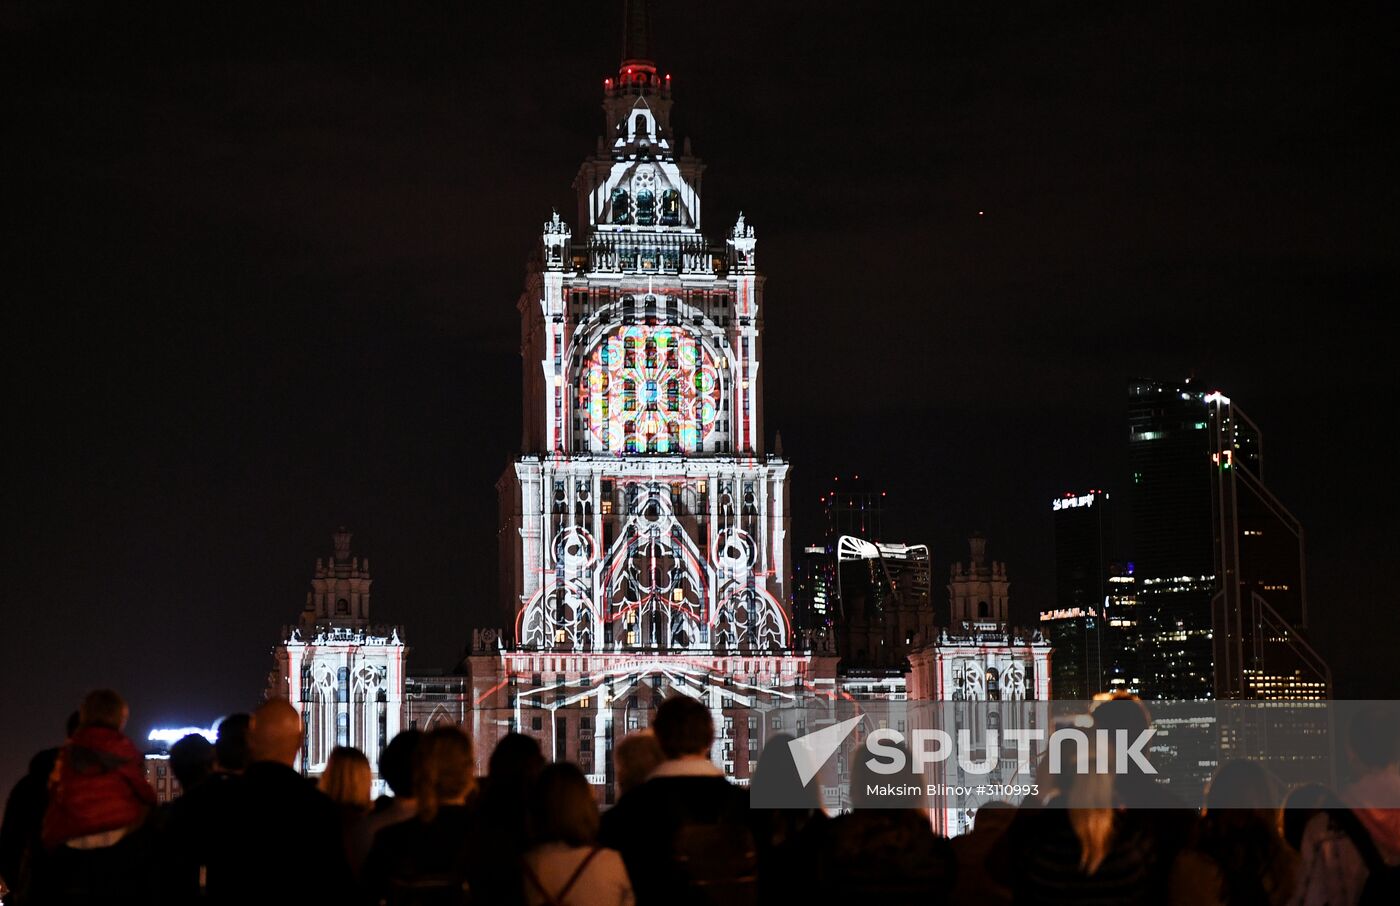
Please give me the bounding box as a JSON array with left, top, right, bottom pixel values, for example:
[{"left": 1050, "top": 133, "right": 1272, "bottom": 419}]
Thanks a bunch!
[{"left": 4, "top": 2, "right": 1397, "bottom": 792}]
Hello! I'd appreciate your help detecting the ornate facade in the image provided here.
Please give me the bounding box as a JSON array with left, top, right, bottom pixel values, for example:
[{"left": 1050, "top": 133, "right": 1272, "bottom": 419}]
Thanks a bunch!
[
  {"left": 478, "top": 9, "right": 832, "bottom": 797},
  {"left": 906, "top": 535, "right": 1051, "bottom": 836},
  {"left": 268, "top": 529, "right": 406, "bottom": 785}
]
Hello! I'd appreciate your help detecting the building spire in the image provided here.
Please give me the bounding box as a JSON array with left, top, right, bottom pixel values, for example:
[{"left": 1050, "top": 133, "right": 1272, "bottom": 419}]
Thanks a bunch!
[{"left": 621, "top": 0, "right": 653, "bottom": 70}]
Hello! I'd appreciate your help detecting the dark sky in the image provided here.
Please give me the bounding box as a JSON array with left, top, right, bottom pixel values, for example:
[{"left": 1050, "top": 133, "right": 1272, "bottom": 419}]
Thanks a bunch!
[{"left": 4, "top": 1, "right": 1397, "bottom": 792}]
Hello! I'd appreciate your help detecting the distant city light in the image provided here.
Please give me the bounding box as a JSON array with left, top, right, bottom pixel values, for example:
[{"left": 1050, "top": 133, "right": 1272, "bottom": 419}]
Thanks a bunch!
[{"left": 148, "top": 725, "right": 218, "bottom": 745}]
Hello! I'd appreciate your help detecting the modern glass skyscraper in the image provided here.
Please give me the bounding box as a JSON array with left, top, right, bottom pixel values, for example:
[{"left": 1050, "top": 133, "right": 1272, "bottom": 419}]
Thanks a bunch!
[
  {"left": 1043, "top": 490, "right": 1115, "bottom": 698},
  {"left": 1127, "top": 380, "right": 1328, "bottom": 700}
]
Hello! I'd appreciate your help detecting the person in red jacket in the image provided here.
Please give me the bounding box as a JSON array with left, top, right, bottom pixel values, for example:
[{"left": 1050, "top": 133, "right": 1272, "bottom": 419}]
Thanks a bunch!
[{"left": 41, "top": 689, "right": 155, "bottom": 849}]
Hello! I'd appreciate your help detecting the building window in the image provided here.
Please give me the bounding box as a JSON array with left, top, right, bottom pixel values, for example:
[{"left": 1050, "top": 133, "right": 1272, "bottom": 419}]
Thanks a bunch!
[{"left": 336, "top": 598, "right": 349, "bottom": 616}]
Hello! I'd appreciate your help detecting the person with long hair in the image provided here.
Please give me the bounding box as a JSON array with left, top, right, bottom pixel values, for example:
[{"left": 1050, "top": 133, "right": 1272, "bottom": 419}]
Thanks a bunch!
[
  {"left": 1000, "top": 735, "right": 1156, "bottom": 903},
  {"left": 319, "top": 746, "right": 373, "bottom": 876},
  {"left": 363, "top": 725, "right": 484, "bottom": 906},
  {"left": 523, "top": 763, "right": 633, "bottom": 906},
  {"left": 320, "top": 746, "right": 373, "bottom": 814},
  {"left": 1168, "top": 760, "right": 1297, "bottom": 905}
]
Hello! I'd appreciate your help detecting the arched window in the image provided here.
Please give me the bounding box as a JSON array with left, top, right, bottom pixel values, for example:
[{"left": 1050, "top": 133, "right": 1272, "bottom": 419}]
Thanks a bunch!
[
  {"left": 661, "top": 189, "right": 681, "bottom": 226},
  {"left": 335, "top": 598, "right": 349, "bottom": 616},
  {"left": 634, "top": 112, "right": 648, "bottom": 139},
  {"left": 337, "top": 667, "right": 349, "bottom": 703},
  {"left": 645, "top": 336, "right": 657, "bottom": 367},
  {"left": 977, "top": 601, "right": 989, "bottom": 619},
  {"left": 624, "top": 422, "right": 637, "bottom": 454},
  {"left": 623, "top": 336, "right": 636, "bottom": 366},
  {"left": 610, "top": 187, "right": 631, "bottom": 224}
]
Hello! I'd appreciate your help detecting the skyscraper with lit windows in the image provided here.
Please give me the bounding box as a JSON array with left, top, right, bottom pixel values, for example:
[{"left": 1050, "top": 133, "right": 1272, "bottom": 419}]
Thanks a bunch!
[{"left": 1127, "top": 379, "right": 1328, "bottom": 699}]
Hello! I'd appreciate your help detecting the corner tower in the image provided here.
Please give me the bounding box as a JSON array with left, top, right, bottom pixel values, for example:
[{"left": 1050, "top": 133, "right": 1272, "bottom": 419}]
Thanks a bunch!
[{"left": 499, "top": 12, "right": 790, "bottom": 656}]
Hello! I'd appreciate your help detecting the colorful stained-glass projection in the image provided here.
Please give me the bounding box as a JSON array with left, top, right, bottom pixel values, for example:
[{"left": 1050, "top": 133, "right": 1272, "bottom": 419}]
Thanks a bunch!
[{"left": 583, "top": 325, "right": 721, "bottom": 453}]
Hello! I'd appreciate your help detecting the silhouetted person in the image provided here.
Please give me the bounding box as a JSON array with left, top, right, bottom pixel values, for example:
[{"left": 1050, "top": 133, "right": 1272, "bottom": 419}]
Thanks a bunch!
[
  {"left": 211, "top": 713, "right": 250, "bottom": 775},
  {"left": 949, "top": 802, "right": 1014, "bottom": 906},
  {"left": 1091, "top": 693, "right": 1197, "bottom": 890},
  {"left": 0, "top": 711, "right": 77, "bottom": 905},
  {"left": 524, "top": 763, "right": 634, "bottom": 906},
  {"left": 1293, "top": 705, "right": 1400, "bottom": 904},
  {"left": 612, "top": 731, "right": 664, "bottom": 799},
  {"left": 320, "top": 745, "right": 373, "bottom": 876},
  {"left": 599, "top": 696, "right": 754, "bottom": 906},
  {"left": 161, "top": 716, "right": 252, "bottom": 902},
  {"left": 168, "top": 734, "right": 215, "bottom": 793},
  {"left": 1341, "top": 703, "right": 1400, "bottom": 862},
  {"left": 800, "top": 740, "right": 954, "bottom": 905},
  {"left": 362, "top": 729, "right": 423, "bottom": 847},
  {"left": 1168, "top": 760, "right": 1297, "bottom": 906},
  {"left": 747, "top": 733, "right": 827, "bottom": 903},
  {"left": 998, "top": 735, "right": 1157, "bottom": 905},
  {"left": 34, "top": 690, "right": 157, "bottom": 904},
  {"left": 201, "top": 698, "right": 352, "bottom": 905},
  {"left": 364, "top": 725, "right": 485, "bottom": 906}
]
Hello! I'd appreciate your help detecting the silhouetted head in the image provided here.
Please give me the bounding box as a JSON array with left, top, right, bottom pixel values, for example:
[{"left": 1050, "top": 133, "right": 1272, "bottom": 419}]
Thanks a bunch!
[
  {"left": 1348, "top": 704, "right": 1400, "bottom": 773},
  {"left": 970, "top": 800, "right": 1017, "bottom": 837},
  {"left": 415, "top": 725, "right": 476, "bottom": 822},
  {"left": 488, "top": 732, "right": 545, "bottom": 789},
  {"left": 379, "top": 729, "right": 423, "bottom": 799},
  {"left": 1282, "top": 782, "right": 1342, "bottom": 850},
  {"left": 79, "top": 689, "right": 128, "bottom": 731},
  {"left": 170, "top": 733, "right": 216, "bottom": 789},
  {"left": 751, "top": 733, "right": 821, "bottom": 810},
  {"left": 530, "top": 762, "right": 599, "bottom": 846},
  {"left": 320, "top": 746, "right": 373, "bottom": 812},
  {"left": 249, "top": 699, "right": 302, "bottom": 767},
  {"left": 850, "top": 738, "right": 926, "bottom": 810},
  {"left": 614, "top": 730, "right": 665, "bottom": 796},
  {"left": 1205, "top": 759, "right": 1279, "bottom": 813},
  {"left": 1091, "top": 694, "right": 1152, "bottom": 740},
  {"left": 653, "top": 696, "right": 713, "bottom": 759},
  {"left": 214, "top": 713, "right": 251, "bottom": 773}
]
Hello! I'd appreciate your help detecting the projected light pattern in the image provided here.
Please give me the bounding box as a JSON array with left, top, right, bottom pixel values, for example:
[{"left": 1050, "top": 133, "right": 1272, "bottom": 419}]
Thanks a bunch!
[
  {"left": 581, "top": 325, "right": 722, "bottom": 454},
  {"left": 518, "top": 480, "right": 790, "bottom": 651}
]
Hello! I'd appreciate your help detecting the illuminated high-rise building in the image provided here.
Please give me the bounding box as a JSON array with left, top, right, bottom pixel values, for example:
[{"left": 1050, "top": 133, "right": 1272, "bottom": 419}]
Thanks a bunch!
[
  {"left": 1042, "top": 490, "right": 1115, "bottom": 699},
  {"left": 470, "top": 5, "right": 832, "bottom": 797},
  {"left": 1127, "top": 379, "right": 1329, "bottom": 699}
]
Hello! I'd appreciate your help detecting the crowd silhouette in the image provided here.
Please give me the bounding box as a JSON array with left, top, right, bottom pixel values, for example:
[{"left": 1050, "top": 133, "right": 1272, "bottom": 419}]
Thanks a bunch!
[{"left": 1, "top": 690, "right": 1398, "bottom": 905}]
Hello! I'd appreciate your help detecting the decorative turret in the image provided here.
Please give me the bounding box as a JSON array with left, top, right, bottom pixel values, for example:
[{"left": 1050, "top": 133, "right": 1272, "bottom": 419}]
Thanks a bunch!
[{"left": 299, "top": 527, "right": 373, "bottom": 633}]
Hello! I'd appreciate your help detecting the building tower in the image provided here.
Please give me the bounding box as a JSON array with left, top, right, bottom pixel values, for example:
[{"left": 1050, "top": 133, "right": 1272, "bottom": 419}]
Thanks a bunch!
[
  {"left": 1127, "top": 379, "right": 1329, "bottom": 699},
  {"left": 907, "top": 534, "right": 1051, "bottom": 836},
  {"left": 1042, "top": 490, "right": 1115, "bottom": 699},
  {"left": 497, "top": 7, "right": 790, "bottom": 654},
  {"left": 269, "top": 528, "right": 406, "bottom": 785},
  {"left": 475, "top": 3, "right": 829, "bottom": 796}
]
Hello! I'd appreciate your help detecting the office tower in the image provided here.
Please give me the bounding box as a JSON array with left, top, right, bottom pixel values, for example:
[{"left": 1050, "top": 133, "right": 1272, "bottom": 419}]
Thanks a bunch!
[
  {"left": 1042, "top": 490, "right": 1114, "bottom": 698},
  {"left": 1127, "top": 380, "right": 1328, "bottom": 699}
]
